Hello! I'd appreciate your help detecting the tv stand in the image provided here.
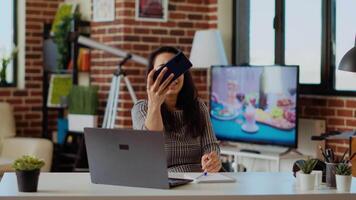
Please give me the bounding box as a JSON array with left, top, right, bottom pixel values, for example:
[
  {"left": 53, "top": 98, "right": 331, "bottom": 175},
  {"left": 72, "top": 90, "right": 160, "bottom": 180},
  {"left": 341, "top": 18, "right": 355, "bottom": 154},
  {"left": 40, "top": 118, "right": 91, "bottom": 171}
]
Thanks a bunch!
[
  {"left": 220, "top": 146, "right": 305, "bottom": 172},
  {"left": 280, "top": 148, "right": 303, "bottom": 156},
  {"left": 240, "top": 149, "right": 261, "bottom": 154}
]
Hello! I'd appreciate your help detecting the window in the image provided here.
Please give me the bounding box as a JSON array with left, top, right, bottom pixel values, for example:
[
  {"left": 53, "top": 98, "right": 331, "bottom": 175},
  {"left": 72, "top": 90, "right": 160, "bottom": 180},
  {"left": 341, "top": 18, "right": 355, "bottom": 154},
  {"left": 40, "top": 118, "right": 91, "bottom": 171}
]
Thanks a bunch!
[
  {"left": 285, "top": 0, "right": 322, "bottom": 84},
  {"left": 0, "top": 0, "right": 17, "bottom": 86},
  {"left": 233, "top": 0, "right": 356, "bottom": 95},
  {"left": 249, "top": 0, "right": 275, "bottom": 65}
]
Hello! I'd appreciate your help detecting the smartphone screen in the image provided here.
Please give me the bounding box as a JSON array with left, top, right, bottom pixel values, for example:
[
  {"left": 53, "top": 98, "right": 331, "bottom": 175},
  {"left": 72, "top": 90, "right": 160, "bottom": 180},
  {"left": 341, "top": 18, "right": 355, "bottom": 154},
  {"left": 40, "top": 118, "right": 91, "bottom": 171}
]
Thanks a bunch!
[{"left": 153, "top": 52, "right": 192, "bottom": 84}]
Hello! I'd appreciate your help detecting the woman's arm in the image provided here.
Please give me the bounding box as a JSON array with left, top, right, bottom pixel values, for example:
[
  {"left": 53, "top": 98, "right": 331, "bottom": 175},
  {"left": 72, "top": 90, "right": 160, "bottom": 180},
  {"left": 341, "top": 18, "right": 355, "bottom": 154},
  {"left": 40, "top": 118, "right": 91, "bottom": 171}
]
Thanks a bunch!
[
  {"left": 199, "top": 100, "right": 222, "bottom": 172},
  {"left": 132, "top": 68, "right": 174, "bottom": 131}
]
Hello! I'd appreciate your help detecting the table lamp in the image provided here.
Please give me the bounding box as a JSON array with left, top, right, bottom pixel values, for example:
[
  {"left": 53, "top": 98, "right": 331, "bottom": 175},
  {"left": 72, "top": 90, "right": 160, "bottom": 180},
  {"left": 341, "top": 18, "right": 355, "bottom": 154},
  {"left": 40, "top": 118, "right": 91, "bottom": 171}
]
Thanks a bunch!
[
  {"left": 338, "top": 36, "right": 356, "bottom": 72},
  {"left": 189, "top": 29, "right": 228, "bottom": 68}
]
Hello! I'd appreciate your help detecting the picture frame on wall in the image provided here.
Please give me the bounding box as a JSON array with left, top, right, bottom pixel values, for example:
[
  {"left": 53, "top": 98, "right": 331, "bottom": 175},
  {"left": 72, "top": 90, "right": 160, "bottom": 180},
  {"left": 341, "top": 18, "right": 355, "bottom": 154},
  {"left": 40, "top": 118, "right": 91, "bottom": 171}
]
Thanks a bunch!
[
  {"left": 93, "top": 0, "right": 115, "bottom": 22},
  {"left": 135, "top": 0, "right": 168, "bottom": 22}
]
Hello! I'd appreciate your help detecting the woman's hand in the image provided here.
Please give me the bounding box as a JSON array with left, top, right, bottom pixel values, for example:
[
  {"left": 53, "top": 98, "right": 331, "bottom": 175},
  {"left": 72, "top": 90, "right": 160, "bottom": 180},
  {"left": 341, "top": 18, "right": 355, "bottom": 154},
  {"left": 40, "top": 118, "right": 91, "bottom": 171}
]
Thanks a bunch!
[
  {"left": 144, "top": 68, "right": 174, "bottom": 131},
  {"left": 201, "top": 151, "right": 222, "bottom": 173},
  {"left": 146, "top": 67, "right": 174, "bottom": 109}
]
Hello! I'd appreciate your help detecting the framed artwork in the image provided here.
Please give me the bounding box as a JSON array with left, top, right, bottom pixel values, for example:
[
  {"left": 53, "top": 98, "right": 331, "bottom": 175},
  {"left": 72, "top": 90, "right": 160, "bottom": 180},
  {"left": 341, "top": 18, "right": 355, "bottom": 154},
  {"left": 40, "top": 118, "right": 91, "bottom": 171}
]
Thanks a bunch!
[
  {"left": 93, "top": 0, "right": 115, "bottom": 22},
  {"left": 51, "top": 3, "right": 77, "bottom": 34},
  {"left": 135, "top": 0, "right": 168, "bottom": 22},
  {"left": 47, "top": 74, "right": 73, "bottom": 108}
]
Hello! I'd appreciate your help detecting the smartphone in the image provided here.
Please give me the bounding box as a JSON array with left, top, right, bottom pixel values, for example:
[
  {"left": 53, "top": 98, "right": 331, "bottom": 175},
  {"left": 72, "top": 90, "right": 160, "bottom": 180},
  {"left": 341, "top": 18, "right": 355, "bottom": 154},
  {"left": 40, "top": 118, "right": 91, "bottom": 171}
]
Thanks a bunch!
[{"left": 153, "top": 51, "right": 192, "bottom": 84}]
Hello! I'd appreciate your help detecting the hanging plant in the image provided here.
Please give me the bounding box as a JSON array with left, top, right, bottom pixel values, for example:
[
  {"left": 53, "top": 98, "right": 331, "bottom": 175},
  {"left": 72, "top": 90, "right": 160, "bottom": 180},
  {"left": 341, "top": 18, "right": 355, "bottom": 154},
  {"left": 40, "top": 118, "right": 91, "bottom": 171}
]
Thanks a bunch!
[
  {"left": 53, "top": 15, "right": 73, "bottom": 71},
  {"left": 51, "top": 3, "right": 80, "bottom": 71}
]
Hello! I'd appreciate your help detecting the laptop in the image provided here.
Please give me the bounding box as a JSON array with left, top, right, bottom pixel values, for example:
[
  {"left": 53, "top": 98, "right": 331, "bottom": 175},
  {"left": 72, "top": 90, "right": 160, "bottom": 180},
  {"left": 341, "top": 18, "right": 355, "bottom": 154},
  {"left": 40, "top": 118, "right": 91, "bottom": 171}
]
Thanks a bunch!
[{"left": 84, "top": 128, "right": 193, "bottom": 189}]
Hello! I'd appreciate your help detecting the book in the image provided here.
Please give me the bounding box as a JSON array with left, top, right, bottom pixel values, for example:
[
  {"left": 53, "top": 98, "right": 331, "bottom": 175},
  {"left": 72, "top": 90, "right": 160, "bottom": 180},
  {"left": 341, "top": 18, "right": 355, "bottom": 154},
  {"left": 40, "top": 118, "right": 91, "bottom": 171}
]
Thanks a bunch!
[{"left": 183, "top": 173, "right": 236, "bottom": 183}]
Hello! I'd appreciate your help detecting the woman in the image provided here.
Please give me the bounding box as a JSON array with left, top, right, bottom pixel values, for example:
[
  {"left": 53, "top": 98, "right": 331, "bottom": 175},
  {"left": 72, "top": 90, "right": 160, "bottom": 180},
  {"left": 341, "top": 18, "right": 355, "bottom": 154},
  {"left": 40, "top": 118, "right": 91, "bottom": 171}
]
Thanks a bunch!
[{"left": 131, "top": 46, "right": 221, "bottom": 173}]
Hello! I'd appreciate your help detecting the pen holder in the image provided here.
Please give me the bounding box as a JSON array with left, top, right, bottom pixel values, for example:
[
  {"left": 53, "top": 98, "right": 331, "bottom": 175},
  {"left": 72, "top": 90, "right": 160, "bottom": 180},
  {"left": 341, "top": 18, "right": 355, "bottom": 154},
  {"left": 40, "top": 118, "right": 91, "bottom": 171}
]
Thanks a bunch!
[{"left": 326, "top": 162, "right": 337, "bottom": 188}]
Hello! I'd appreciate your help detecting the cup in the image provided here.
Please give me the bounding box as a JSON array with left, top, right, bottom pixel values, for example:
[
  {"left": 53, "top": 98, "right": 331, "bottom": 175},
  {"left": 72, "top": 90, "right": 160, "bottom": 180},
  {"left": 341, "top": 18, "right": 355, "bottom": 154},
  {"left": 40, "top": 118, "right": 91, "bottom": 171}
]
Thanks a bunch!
[
  {"left": 326, "top": 162, "right": 338, "bottom": 188},
  {"left": 311, "top": 170, "right": 322, "bottom": 188}
]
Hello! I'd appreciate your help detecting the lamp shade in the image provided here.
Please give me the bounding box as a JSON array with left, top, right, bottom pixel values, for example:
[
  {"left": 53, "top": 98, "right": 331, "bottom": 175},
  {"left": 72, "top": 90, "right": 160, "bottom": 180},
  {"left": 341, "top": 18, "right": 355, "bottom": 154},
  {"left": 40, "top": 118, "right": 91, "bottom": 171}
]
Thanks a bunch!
[
  {"left": 189, "top": 29, "right": 228, "bottom": 68},
  {"left": 338, "top": 36, "right": 356, "bottom": 72}
]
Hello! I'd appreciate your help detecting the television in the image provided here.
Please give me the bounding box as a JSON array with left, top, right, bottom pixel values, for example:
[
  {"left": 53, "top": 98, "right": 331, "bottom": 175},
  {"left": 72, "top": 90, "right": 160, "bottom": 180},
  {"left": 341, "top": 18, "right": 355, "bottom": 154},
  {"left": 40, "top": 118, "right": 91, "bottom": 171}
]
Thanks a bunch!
[{"left": 210, "top": 66, "right": 299, "bottom": 148}]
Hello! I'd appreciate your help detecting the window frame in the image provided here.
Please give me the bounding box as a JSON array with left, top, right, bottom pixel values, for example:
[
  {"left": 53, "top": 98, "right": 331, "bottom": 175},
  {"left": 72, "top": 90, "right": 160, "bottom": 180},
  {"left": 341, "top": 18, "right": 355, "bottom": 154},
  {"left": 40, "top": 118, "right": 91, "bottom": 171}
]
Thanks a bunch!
[
  {"left": 1, "top": 0, "right": 18, "bottom": 87},
  {"left": 232, "top": 0, "right": 356, "bottom": 97}
]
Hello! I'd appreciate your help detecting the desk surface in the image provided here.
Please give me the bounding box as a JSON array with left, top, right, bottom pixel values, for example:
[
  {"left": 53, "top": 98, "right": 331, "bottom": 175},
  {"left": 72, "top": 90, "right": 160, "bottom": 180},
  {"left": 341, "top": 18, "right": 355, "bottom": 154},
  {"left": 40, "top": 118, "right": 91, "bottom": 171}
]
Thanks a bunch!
[{"left": 0, "top": 172, "right": 355, "bottom": 200}]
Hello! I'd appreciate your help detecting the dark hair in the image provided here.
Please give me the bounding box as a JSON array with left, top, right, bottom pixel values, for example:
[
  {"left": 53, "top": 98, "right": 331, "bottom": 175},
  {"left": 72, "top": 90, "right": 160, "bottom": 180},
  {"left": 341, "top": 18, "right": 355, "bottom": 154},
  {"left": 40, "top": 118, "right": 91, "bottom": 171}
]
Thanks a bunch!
[{"left": 147, "top": 46, "right": 205, "bottom": 138}]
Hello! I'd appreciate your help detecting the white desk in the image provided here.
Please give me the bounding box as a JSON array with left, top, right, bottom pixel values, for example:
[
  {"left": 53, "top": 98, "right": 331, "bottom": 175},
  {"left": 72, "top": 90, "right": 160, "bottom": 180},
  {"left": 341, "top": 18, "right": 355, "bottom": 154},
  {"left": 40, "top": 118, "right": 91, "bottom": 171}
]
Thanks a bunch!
[{"left": 0, "top": 172, "right": 355, "bottom": 200}]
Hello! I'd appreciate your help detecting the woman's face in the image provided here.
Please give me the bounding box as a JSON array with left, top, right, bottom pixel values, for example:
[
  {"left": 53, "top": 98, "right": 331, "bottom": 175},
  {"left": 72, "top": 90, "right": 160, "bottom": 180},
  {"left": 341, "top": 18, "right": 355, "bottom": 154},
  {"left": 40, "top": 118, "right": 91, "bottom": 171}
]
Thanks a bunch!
[{"left": 153, "top": 52, "right": 184, "bottom": 95}]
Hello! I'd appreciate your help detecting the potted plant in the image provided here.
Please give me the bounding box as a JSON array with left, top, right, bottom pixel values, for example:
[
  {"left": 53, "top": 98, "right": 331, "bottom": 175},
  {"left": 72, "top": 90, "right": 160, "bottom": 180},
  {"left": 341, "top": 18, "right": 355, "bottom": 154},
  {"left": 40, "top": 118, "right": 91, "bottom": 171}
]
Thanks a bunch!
[
  {"left": 335, "top": 163, "right": 352, "bottom": 192},
  {"left": 12, "top": 155, "right": 45, "bottom": 192},
  {"left": 296, "top": 158, "right": 318, "bottom": 191},
  {"left": 68, "top": 85, "right": 99, "bottom": 132},
  {"left": 0, "top": 46, "right": 17, "bottom": 86}
]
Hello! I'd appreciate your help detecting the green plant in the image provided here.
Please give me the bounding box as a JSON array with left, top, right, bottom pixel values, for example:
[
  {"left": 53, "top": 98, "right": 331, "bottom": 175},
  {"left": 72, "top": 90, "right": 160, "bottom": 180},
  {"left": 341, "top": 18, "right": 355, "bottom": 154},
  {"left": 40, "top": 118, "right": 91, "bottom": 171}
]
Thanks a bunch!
[
  {"left": 68, "top": 85, "right": 99, "bottom": 115},
  {"left": 0, "top": 47, "right": 18, "bottom": 84},
  {"left": 296, "top": 159, "right": 318, "bottom": 174},
  {"left": 12, "top": 155, "right": 45, "bottom": 171},
  {"left": 335, "top": 163, "right": 352, "bottom": 176},
  {"left": 52, "top": 4, "right": 80, "bottom": 70}
]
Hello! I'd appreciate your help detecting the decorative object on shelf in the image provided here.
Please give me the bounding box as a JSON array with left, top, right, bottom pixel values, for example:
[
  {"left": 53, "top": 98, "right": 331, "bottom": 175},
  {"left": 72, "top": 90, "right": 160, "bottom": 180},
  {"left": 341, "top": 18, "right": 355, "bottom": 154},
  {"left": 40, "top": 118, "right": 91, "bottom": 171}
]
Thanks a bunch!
[
  {"left": 47, "top": 74, "right": 73, "bottom": 108},
  {"left": 79, "top": 48, "right": 91, "bottom": 72},
  {"left": 135, "top": 0, "right": 168, "bottom": 22},
  {"left": 335, "top": 163, "right": 352, "bottom": 192},
  {"left": 0, "top": 45, "right": 17, "bottom": 86},
  {"left": 68, "top": 85, "right": 99, "bottom": 132},
  {"left": 12, "top": 155, "right": 45, "bottom": 192},
  {"left": 57, "top": 118, "right": 68, "bottom": 144},
  {"left": 296, "top": 158, "right": 318, "bottom": 191},
  {"left": 93, "top": 0, "right": 115, "bottom": 22},
  {"left": 51, "top": 3, "right": 78, "bottom": 70}
]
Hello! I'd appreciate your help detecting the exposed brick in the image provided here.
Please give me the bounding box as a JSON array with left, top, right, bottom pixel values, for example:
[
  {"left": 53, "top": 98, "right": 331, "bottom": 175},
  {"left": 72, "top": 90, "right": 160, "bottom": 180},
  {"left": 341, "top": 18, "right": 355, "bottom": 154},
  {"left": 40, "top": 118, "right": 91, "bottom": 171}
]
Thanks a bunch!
[
  {"left": 320, "top": 108, "right": 335, "bottom": 116},
  {"left": 328, "top": 99, "right": 345, "bottom": 107},
  {"left": 328, "top": 118, "right": 345, "bottom": 126},
  {"left": 346, "top": 100, "right": 356, "bottom": 108},
  {"left": 337, "top": 109, "right": 353, "bottom": 117},
  {"left": 346, "top": 119, "right": 356, "bottom": 127}
]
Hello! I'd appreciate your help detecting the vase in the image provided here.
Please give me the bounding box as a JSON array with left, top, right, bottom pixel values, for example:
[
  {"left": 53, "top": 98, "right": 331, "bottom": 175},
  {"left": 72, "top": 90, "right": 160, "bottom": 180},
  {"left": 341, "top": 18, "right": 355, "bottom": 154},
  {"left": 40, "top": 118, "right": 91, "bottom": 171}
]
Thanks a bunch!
[
  {"left": 335, "top": 175, "right": 352, "bottom": 192},
  {"left": 299, "top": 173, "right": 316, "bottom": 191},
  {"left": 15, "top": 169, "right": 40, "bottom": 192}
]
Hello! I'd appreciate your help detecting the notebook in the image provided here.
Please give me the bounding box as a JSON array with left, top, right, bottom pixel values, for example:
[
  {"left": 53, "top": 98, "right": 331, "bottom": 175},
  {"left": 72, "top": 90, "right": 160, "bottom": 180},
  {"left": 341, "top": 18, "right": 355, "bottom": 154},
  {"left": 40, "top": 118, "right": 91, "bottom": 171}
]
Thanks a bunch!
[{"left": 183, "top": 173, "right": 236, "bottom": 183}]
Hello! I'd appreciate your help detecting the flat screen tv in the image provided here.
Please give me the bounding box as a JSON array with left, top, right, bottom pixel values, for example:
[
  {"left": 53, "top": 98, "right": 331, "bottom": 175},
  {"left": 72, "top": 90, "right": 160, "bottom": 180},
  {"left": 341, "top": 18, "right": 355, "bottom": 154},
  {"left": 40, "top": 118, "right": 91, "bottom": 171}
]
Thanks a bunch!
[{"left": 210, "top": 66, "right": 299, "bottom": 148}]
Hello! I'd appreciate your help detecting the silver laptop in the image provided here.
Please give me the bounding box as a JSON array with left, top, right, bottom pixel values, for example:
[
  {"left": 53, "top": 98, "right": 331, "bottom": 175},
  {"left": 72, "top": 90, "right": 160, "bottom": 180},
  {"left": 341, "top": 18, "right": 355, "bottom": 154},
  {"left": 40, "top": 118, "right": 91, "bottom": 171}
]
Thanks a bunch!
[{"left": 84, "top": 128, "right": 192, "bottom": 189}]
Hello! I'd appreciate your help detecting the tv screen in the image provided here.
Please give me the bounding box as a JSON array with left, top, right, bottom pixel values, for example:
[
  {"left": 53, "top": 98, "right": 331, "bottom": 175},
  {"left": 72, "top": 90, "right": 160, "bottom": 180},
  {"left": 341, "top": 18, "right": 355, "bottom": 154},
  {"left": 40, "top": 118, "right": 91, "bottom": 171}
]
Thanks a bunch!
[{"left": 210, "top": 66, "right": 299, "bottom": 148}]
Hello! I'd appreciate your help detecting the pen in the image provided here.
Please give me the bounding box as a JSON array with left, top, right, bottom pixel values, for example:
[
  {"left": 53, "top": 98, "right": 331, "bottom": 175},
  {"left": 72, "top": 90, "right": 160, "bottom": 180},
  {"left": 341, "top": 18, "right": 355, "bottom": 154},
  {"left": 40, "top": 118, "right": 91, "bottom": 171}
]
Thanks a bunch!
[
  {"left": 319, "top": 146, "right": 329, "bottom": 162},
  {"left": 196, "top": 172, "right": 208, "bottom": 179},
  {"left": 339, "top": 149, "right": 348, "bottom": 163}
]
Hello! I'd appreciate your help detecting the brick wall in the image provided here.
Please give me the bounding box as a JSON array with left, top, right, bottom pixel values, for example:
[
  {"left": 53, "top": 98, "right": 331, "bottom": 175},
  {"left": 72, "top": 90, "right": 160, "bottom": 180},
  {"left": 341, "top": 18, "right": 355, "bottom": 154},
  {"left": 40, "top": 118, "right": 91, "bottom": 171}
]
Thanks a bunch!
[
  {"left": 299, "top": 95, "right": 356, "bottom": 157},
  {"left": 90, "top": 0, "right": 217, "bottom": 128},
  {"left": 0, "top": 0, "right": 63, "bottom": 137}
]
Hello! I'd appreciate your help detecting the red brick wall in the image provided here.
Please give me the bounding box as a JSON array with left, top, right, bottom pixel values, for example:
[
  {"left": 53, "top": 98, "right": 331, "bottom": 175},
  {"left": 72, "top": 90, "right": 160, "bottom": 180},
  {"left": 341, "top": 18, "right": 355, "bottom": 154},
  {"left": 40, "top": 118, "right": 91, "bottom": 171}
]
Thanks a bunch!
[
  {"left": 90, "top": 0, "right": 217, "bottom": 128},
  {"left": 0, "top": 0, "right": 63, "bottom": 137},
  {"left": 299, "top": 95, "right": 356, "bottom": 157}
]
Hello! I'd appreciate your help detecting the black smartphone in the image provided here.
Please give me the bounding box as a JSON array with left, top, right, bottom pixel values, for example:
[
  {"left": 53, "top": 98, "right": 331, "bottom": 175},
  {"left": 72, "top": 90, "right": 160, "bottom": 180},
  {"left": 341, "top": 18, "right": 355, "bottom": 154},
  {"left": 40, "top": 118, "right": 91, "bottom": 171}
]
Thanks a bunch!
[{"left": 153, "top": 51, "right": 192, "bottom": 84}]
